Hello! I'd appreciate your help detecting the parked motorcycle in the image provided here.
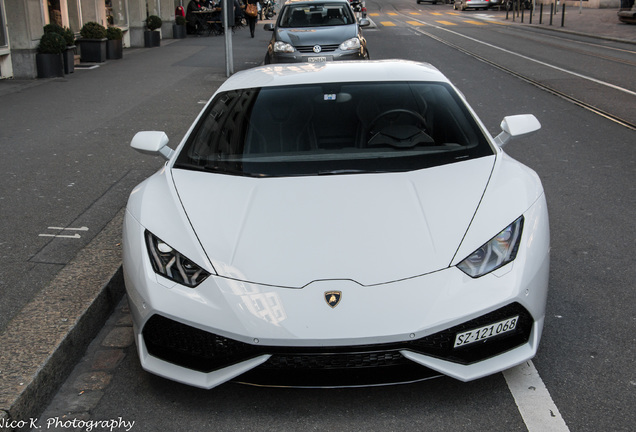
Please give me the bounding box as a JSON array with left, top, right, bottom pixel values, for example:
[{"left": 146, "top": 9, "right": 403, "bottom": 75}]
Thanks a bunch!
[
  {"left": 349, "top": 0, "right": 367, "bottom": 19},
  {"left": 262, "top": 0, "right": 276, "bottom": 19}
]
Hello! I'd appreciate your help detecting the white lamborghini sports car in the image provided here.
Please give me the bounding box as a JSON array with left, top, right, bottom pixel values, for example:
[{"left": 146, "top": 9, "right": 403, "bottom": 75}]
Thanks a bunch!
[{"left": 122, "top": 60, "right": 550, "bottom": 389}]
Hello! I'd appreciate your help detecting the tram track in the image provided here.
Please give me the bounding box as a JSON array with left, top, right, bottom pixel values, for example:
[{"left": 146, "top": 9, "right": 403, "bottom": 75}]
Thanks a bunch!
[{"left": 384, "top": 6, "right": 636, "bottom": 130}]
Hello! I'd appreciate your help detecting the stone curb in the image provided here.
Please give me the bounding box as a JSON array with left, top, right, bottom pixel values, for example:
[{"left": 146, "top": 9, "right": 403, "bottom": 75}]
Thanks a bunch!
[{"left": 0, "top": 208, "right": 126, "bottom": 430}]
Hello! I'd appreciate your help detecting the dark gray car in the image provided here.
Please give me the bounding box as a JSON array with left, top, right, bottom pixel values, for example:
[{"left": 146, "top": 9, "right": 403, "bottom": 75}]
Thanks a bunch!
[{"left": 264, "top": 0, "right": 370, "bottom": 64}]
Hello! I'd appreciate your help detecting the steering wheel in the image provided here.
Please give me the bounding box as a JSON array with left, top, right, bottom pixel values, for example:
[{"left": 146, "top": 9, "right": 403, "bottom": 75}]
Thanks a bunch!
[{"left": 366, "top": 108, "right": 432, "bottom": 148}]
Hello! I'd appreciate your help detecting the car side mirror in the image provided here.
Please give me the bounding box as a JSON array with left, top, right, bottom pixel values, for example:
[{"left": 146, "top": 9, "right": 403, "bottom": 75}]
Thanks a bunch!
[
  {"left": 264, "top": 23, "right": 275, "bottom": 31},
  {"left": 131, "top": 131, "right": 174, "bottom": 160},
  {"left": 359, "top": 18, "right": 370, "bottom": 27},
  {"left": 494, "top": 114, "right": 541, "bottom": 147}
]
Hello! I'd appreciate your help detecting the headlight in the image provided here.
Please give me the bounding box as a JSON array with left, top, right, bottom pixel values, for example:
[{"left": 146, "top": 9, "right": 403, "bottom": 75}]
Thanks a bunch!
[
  {"left": 273, "top": 41, "right": 295, "bottom": 53},
  {"left": 145, "top": 231, "right": 210, "bottom": 287},
  {"left": 457, "top": 216, "right": 524, "bottom": 278},
  {"left": 339, "top": 37, "right": 361, "bottom": 51}
]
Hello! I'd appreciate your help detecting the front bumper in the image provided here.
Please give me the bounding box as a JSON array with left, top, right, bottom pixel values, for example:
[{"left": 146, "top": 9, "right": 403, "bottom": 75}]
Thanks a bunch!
[
  {"left": 122, "top": 197, "right": 549, "bottom": 389},
  {"left": 268, "top": 49, "right": 367, "bottom": 64}
]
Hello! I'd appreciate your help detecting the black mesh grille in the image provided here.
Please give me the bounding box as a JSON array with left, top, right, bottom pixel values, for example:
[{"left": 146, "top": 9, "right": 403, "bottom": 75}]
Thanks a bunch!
[
  {"left": 263, "top": 350, "right": 407, "bottom": 370},
  {"left": 142, "top": 303, "right": 533, "bottom": 374}
]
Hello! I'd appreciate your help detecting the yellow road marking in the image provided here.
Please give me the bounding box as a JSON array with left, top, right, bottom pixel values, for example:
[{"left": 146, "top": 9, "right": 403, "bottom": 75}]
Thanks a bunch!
[
  {"left": 407, "top": 20, "right": 425, "bottom": 26},
  {"left": 436, "top": 20, "right": 456, "bottom": 25},
  {"left": 464, "top": 20, "right": 488, "bottom": 25},
  {"left": 368, "top": 12, "right": 380, "bottom": 16},
  {"left": 430, "top": 12, "right": 443, "bottom": 15},
  {"left": 381, "top": 21, "right": 397, "bottom": 26},
  {"left": 409, "top": 12, "right": 421, "bottom": 15},
  {"left": 387, "top": 12, "right": 398, "bottom": 16}
]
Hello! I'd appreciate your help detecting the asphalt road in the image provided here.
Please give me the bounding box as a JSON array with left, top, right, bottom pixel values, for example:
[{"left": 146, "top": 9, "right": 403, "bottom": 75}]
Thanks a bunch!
[{"left": 1, "top": 2, "right": 634, "bottom": 431}]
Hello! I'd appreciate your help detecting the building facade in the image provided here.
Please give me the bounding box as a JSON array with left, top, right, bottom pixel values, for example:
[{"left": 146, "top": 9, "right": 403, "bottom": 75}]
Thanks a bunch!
[{"left": 0, "top": 0, "right": 182, "bottom": 79}]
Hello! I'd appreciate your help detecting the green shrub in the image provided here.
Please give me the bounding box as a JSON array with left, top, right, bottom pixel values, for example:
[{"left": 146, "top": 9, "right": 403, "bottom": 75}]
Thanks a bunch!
[
  {"left": 80, "top": 21, "right": 107, "bottom": 39},
  {"left": 146, "top": 15, "right": 163, "bottom": 31},
  {"left": 38, "top": 32, "right": 67, "bottom": 54},
  {"left": 43, "top": 24, "right": 75, "bottom": 46},
  {"left": 175, "top": 16, "right": 187, "bottom": 26},
  {"left": 106, "top": 26, "right": 123, "bottom": 40}
]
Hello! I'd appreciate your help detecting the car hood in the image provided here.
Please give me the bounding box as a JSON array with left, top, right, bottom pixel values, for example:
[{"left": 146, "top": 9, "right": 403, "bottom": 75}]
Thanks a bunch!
[
  {"left": 172, "top": 157, "right": 495, "bottom": 288},
  {"left": 276, "top": 25, "right": 358, "bottom": 46}
]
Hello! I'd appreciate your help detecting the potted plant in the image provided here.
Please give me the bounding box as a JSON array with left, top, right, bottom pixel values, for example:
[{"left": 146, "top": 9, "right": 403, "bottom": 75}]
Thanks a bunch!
[
  {"left": 78, "top": 21, "right": 107, "bottom": 63},
  {"left": 106, "top": 26, "right": 123, "bottom": 59},
  {"left": 173, "top": 15, "right": 187, "bottom": 39},
  {"left": 36, "top": 32, "right": 66, "bottom": 78},
  {"left": 43, "top": 24, "right": 76, "bottom": 74},
  {"left": 144, "top": 15, "right": 162, "bottom": 47}
]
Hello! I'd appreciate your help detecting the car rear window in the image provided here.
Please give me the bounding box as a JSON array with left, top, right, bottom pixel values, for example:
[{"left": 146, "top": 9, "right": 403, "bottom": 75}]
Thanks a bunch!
[
  {"left": 278, "top": 3, "right": 356, "bottom": 27},
  {"left": 174, "top": 82, "right": 494, "bottom": 177}
]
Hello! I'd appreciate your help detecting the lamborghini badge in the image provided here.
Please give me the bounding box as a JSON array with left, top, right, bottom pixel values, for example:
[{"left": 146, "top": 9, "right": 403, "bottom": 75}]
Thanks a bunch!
[{"left": 325, "top": 291, "right": 342, "bottom": 308}]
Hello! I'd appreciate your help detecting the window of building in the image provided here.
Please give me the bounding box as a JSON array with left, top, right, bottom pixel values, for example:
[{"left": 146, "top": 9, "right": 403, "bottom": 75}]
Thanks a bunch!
[
  {"left": 106, "top": 0, "right": 129, "bottom": 27},
  {"left": 0, "top": 2, "right": 8, "bottom": 47}
]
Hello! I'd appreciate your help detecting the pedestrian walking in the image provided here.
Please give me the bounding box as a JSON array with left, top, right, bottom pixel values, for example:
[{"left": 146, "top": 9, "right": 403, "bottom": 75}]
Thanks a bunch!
[{"left": 245, "top": 0, "right": 259, "bottom": 37}]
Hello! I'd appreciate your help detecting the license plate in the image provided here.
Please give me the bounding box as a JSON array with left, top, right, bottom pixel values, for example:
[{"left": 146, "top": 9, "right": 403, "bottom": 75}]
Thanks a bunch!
[
  {"left": 308, "top": 56, "right": 327, "bottom": 63},
  {"left": 454, "top": 316, "right": 519, "bottom": 348}
]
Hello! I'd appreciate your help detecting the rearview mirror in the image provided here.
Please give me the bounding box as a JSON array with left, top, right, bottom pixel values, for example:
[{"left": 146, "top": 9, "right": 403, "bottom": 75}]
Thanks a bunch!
[
  {"left": 131, "top": 131, "right": 174, "bottom": 160},
  {"left": 494, "top": 114, "right": 541, "bottom": 147}
]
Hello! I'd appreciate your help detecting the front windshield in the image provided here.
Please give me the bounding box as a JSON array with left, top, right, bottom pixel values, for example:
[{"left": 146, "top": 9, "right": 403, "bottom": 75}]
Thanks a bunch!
[
  {"left": 174, "top": 82, "right": 493, "bottom": 177},
  {"left": 278, "top": 3, "right": 356, "bottom": 27}
]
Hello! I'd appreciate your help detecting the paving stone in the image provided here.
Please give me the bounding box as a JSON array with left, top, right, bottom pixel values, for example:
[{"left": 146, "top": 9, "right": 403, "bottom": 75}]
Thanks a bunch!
[
  {"left": 63, "top": 390, "right": 104, "bottom": 413},
  {"left": 73, "top": 371, "right": 112, "bottom": 392},
  {"left": 91, "top": 349, "right": 125, "bottom": 371},
  {"left": 115, "top": 313, "right": 133, "bottom": 327},
  {"left": 100, "top": 327, "right": 134, "bottom": 348}
]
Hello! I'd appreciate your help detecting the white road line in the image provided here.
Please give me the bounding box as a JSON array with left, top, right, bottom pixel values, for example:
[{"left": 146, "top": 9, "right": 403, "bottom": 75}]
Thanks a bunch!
[
  {"left": 38, "top": 226, "right": 88, "bottom": 238},
  {"left": 503, "top": 360, "right": 570, "bottom": 432},
  {"left": 38, "top": 233, "right": 81, "bottom": 239}
]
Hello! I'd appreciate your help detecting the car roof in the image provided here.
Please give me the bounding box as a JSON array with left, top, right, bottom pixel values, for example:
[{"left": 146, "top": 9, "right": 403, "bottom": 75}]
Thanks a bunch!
[
  {"left": 282, "top": 0, "right": 351, "bottom": 5},
  {"left": 217, "top": 60, "right": 451, "bottom": 92}
]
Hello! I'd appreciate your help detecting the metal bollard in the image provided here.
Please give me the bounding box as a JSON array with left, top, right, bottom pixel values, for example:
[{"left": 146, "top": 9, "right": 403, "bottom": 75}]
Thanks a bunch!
[
  {"left": 549, "top": 3, "right": 554, "bottom": 25},
  {"left": 521, "top": 6, "right": 524, "bottom": 23},
  {"left": 539, "top": 3, "right": 543, "bottom": 24},
  {"left": 561, "top": 3, "right": 566, "bottom": 26}
]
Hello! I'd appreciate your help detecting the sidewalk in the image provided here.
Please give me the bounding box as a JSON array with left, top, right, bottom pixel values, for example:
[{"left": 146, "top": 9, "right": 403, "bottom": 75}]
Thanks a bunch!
[{"left": 488, "top": 5, "right": 636, "bottom": 43}]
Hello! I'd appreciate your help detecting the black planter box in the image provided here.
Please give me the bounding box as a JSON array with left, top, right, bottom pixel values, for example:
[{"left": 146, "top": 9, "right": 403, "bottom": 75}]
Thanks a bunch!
[
  {"left": 107, "top": 39, "right": 123, "bottom": 59},
  {"left": 78, "top": 38, "right": 107, "bottom": 63},
  {"left": 144, "top": 31, "right": 161, "bottom": 47},
  {"left": 63, "top": 46, "right": 75, "bottom": 74},
  {"left": 36, "top": 53, "right": 64, "bottom": 78},
  {"left": 173, "top": 24, "right": 186, "bottom": 39}
]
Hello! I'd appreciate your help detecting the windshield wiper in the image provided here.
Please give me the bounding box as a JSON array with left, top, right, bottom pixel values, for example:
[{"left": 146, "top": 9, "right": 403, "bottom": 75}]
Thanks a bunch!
[
  {"left": 173, "top": 162, "right": 261, "bottom": 177},
  {"left": 317, "top": 169, "right": 373, "bottom": 175}
]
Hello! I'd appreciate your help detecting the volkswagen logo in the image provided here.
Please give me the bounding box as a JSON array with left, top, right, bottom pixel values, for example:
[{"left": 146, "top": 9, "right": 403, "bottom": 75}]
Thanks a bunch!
[{"left": 313, "top": 45, "right": 322, "bottom": 53}]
